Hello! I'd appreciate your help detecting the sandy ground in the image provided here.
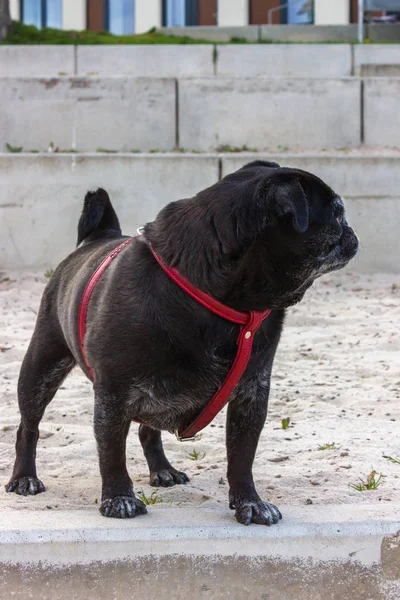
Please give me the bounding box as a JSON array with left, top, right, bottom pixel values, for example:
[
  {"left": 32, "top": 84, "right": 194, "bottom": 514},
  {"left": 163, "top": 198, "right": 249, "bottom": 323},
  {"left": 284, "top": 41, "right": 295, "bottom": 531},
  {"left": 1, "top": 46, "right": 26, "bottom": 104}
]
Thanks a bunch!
[{"left": 0, "top": 269, "right": 399, "bottom": 516}]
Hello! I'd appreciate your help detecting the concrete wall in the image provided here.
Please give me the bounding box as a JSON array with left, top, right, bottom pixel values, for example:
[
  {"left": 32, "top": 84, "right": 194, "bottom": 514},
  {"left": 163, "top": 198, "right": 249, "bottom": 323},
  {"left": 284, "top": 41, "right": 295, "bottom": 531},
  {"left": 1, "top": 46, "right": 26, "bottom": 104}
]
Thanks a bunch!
[
  {"left": 354, "top": 44, "right": 400, "bottom": 76},
  {"left": 314, "top": 0, "right": 350, "bottom": 25},
  {"left": 135, "top": 0, "right": 162, "bottom": 34},
  {"left": 2, "top": 43, "right": 399, "bottom": 78},
  {"left": 0, "top": 77, "right": 176, "bottom": 152},
  {"left": 260, "top": 24, "right": 359, "bottom": 42},
  {"left": 77, "top": 45, "right": 215, "bottom": 77},
  {"left": 0, "top": 46, "right": 75, "bottom": 77},
  {"left": 364, "top": 78, "right": 400, "bottom": 148},
  {"left": 158, "top": 25, "right": 259, "bottom": 41},
  {"left": 0, "top": 154, "right": 219, "bottom": 269},
  {"left": 216, "top": 44, "right": 352, "bottom": 77},
  {"left": 159, "top": 24, "right": 399, "bottom": 43},
  {"left": 222, "top": 153, "right": 400, "bottom": 274},
  {"left": 1, "top": 153, "right": 399, "bottom": 273},
  {"left": 179, "top": 78, "right": 360, "bottom": 151}
]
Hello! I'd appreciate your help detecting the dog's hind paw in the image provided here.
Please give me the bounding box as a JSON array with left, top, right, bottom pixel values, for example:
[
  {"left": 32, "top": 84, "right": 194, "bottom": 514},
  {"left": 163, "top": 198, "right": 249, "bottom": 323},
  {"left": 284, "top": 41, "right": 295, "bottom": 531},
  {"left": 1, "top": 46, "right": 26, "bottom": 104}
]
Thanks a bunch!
[
  {"left": 5, "top": 476, "right": 45, "bottom": 496},
  {"left": 100, "top": 495, "right": 148, "bottom": 519},
  {"left": 150, "top": 467, "right": 189, "bottom": 488},
  {"left": 230, "top": 497, "right": 282, "bottom": 526}
]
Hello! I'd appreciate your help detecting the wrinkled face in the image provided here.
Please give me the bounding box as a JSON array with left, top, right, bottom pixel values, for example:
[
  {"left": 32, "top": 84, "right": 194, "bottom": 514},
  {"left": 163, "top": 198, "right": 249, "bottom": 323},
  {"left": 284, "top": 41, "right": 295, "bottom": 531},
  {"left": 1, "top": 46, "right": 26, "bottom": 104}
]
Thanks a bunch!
[
  {"left": 303, "top": 193, "right": 359, "bottom": 279},
  {"left": 233, "top": 164, "right": 360, "bottom": 309}
]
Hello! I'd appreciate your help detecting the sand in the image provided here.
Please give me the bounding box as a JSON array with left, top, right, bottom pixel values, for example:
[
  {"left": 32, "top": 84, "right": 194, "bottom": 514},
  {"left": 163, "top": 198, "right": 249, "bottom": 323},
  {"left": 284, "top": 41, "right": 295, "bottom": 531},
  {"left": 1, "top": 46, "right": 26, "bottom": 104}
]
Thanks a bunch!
[{"left": 0, "top": 269, "right": 399, "bottom": 515}]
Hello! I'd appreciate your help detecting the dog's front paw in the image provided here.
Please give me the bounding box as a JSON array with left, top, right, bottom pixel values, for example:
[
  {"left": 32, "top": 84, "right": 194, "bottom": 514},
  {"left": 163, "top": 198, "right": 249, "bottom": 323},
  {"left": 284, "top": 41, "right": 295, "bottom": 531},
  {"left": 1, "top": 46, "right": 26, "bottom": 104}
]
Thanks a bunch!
[
  {"left": 150, "top": 467, "right": 189, "bottom": 488},
  {"left": 100, "top": 495, "right": 148, "bottom": 519},
  {"left": 5, "top": 476, "right": 45, "bottom": 496},
  {"left": 229, "top": 493, "right": 282, "bottom": 526}
]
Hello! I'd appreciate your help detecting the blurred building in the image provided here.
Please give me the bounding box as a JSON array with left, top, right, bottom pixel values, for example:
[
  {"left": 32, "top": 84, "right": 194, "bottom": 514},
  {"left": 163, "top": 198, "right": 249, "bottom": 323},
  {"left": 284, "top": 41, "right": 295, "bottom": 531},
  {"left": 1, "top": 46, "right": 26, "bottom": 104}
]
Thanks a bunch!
[{"left": 8, "top": 1, "right": 369, "bottom": 34}]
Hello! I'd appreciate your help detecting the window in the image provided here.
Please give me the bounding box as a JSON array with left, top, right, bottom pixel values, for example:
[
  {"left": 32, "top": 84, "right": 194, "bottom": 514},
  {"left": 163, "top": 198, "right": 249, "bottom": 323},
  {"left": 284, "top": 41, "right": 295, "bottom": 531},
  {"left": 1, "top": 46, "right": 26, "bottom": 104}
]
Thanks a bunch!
[
  {"left": 21, "top": 0, "right": 62, "bottom": 29},
  {"left": 163, "top": 0, "right": 199, "bottom": 26},
  {"left": 105, "top": 0, "right": 135, "bottom": 35},
  {"left": 287, "top": 0, "right": 313, "bottom": 24}
]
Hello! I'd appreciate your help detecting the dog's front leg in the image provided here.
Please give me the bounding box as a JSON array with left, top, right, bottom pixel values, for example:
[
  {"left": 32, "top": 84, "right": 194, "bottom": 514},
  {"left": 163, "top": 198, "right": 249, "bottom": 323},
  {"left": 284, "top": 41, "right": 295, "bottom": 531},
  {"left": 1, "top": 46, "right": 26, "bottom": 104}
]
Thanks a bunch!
[
  {"left": 226, "top": 383, "right": 282, "bottom": 526},
  {"left": 94, "top": 388, "right": 147, "bottom": 519}
]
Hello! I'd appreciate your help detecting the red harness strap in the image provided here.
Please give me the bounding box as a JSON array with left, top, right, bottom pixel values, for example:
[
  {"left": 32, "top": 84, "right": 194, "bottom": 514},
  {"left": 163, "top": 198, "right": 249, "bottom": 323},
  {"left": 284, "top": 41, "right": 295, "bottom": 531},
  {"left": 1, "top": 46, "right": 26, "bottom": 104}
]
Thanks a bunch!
[{"left": 78, "top": 237, "right": 271, "bottom": 441}]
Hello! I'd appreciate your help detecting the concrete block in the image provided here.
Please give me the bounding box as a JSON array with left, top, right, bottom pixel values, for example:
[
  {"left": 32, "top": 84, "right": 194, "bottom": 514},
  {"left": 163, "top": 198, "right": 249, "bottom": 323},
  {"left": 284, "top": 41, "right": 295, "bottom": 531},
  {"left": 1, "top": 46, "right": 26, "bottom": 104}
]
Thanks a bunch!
[
  {"left": 0, "top": 45, "right": 75, "bottom": 77},
  {"left": 0, "top": 78, "right": 175, "bottom": 152},
  {"left": 354, "top": 44, "right": 400, "bottom": 76},
  {"left": 216, "top": 44, "right": 352, "bottom": 77},
  {"left": 179, "top": 78, "right": 361, "bottom": 151},
  {"left": 77, "top": 45, "right": 215, "bottom": 77},
  {"left": 0, "top": 505, "right": 399, "bottom": 600},
  {"left": 221, "top": 153, "right": 400, "bottom": 273},
  {"left": 364, "top": 78, "right": 400, "bottom": 148},
  {"left": 260, "top": 25, "right": 358, "bottom": 43},
  {"left": 367, "top": 24, "right": 400, "bottom": 42},
  {"left": 157, "top": 25, "right": 259, "bottom": 42},
  {"left": 0, "top": 154, "right": 219, "bottom": 269}
]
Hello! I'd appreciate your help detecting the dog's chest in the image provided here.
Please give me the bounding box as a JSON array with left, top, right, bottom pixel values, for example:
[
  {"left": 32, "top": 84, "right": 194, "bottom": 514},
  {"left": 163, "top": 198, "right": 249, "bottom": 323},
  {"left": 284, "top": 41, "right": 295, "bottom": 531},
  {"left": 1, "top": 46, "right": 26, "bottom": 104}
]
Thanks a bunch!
[{"left": 126, "top": 338, "right": 271, "bottom": 432}]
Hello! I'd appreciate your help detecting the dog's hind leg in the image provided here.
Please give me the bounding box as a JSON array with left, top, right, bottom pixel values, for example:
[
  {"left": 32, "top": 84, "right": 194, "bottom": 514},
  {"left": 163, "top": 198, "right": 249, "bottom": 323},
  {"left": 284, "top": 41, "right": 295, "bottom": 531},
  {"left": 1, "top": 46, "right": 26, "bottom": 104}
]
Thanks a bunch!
[
  {"left": 5, "top": 308, "right": 75, "bottom": 496},
  {"left": 138, "top": 425, "right": 189, "bottom": 487}
]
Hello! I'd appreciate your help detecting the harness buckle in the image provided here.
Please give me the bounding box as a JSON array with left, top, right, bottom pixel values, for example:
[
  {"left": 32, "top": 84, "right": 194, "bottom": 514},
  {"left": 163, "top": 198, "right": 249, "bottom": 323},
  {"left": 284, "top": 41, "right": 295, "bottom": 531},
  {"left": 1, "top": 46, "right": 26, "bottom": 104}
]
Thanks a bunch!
[{"left": 174, "top": 429, "right": 198, "bottom": 442}]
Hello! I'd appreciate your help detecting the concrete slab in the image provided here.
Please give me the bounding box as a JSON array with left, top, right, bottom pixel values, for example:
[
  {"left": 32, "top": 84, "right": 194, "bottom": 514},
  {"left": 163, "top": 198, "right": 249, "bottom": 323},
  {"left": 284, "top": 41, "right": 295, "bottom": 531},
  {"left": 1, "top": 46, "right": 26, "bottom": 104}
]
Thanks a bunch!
[
  {"left": 354, "top": 44, "right": 400, "bottom": 76},
  {"left": 77, "top": 45, "right": 215, "bottom": 77},
  {"left": 221, "top": 152, "right": 400, "bottom": 274},
  {"left": 0, "top": 505, "right": 399, "bottom": 599},
  {"left": 0, "top": 154, "right": 219, "bottom": 269},
  {"left": 157, "top": 25, "right": 259, "bottom": 42},
  {"left": 179, "top": 78, "right": 361, "bottom": 151},
  {"left": 367, "top": 24, "right": 400, "bottom": 43},
  {"left": 364, "top": 78, "right": 400, "bottom": 148},
  {"left": 0, "top": 77, "right": 175, "bottom": 152},
  {"left": 260, "top": 24, "right": 358, "bottom": 42},
  {"left": 0, "top": 46, "right": 75, "bottom": 77},
  {"left": 216, "top": 44, "right": 352, "bottom": 77}
]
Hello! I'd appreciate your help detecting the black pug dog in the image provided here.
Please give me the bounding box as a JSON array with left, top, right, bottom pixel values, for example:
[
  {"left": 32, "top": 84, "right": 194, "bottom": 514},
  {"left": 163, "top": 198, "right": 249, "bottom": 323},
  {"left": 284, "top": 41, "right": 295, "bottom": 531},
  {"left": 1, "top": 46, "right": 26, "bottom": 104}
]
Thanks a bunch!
[{"left": 6, "top": 160, "right": 358, "bottom": 526}]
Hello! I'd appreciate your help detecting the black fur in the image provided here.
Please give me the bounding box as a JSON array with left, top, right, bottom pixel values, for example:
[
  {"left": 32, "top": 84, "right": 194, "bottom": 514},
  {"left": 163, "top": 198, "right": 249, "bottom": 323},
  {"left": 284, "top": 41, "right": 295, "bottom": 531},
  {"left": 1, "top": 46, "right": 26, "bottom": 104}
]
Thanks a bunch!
[{"left": 6, "top": 161, "right": 358, "bottom": 525}]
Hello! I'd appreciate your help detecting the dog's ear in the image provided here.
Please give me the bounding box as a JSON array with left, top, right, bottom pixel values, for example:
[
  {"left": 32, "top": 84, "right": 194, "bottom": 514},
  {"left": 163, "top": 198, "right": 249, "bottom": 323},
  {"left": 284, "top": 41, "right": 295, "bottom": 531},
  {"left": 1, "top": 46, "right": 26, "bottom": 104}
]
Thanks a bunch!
[
  {"left": 241, "top": 160, "right": 281, "bottom": 170},
  {"left": 264, "top": 176, "right": 309, "bottom": 233}
]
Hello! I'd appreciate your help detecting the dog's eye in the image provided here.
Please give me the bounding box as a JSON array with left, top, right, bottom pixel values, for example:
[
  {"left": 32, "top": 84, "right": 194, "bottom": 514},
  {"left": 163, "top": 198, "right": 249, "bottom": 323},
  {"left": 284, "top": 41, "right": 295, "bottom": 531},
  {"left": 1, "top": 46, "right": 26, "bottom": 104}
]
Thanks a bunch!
[{"left": 336, "top": 216, "right": 343, "bottom": 225}]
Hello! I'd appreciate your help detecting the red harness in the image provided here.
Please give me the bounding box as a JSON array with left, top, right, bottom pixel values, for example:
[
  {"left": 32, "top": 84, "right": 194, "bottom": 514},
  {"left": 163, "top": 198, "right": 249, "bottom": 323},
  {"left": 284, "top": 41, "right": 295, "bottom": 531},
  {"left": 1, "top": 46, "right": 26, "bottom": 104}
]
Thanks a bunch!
[{"left": 78, "top": 238, "right": 271, "bottom": 441}]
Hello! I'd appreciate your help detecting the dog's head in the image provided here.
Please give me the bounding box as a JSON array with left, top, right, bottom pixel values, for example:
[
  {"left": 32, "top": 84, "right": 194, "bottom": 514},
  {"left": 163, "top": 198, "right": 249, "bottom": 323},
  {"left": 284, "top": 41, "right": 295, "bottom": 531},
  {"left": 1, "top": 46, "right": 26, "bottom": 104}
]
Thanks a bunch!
[{"left": 146, "top": 161, "right": 358, "bottom": 311}]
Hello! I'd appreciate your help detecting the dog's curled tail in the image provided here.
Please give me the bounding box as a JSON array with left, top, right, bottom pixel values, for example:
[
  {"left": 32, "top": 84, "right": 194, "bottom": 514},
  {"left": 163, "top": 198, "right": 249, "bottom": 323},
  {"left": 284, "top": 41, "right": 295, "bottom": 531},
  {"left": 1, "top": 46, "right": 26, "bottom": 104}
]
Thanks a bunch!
[{"left": 77, "top": 188, "right": 121, "bottom": 247}]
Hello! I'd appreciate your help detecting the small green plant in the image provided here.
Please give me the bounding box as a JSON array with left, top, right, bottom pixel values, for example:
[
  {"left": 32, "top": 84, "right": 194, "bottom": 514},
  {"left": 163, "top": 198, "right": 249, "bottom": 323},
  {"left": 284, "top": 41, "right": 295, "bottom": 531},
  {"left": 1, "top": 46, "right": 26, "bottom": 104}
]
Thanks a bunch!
[
  {"left": 137, "top": 490, "right": 162, "bottom": 505},
  {"left": 44, "top": 269, "right": 54, "bottom": 279},
  {"left": 384, "top": 455, "right": 400, "bottom": 465},
  {"left": 186, "top": 448, "right": 205, "bottom": 461},
  {"left": 318, "top": 442, "right": 341, "bottom": 451},
  {"left": 350, "top": 470, "right": 384, "bottom": 491},
  {"left": 96, "top": 147, "right": 117, "bottom": 153},
  {"left": 0, "top": 276, "right": 10, "bottom": 283},
  {"left": 281, "top": 417, "right": 291, "bottom": 430},
  {"left": 216, "top": 144, "right": 257, "bottom": 153},
  {"left": 6, "top": 143, "right": 23, "bottom": 153}
]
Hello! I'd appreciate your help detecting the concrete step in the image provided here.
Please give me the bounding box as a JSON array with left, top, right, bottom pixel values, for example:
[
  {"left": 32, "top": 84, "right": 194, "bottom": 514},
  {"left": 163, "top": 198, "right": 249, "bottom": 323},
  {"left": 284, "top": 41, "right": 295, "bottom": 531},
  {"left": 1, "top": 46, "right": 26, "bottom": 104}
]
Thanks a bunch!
[
  {"left": 1, "top": 151, "right": 400, "bottom": 273},
  {"left": 0, "top": 504, "right": 399, "bottom": 599}
]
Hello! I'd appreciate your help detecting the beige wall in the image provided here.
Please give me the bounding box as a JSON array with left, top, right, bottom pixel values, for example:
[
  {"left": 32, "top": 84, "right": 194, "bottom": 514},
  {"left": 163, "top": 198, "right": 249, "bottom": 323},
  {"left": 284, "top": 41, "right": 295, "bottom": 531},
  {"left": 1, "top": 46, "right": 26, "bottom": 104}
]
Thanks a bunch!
[
  {"left": 9, "top": 0, "right": 20, "bottom": 20},
  {"left": 135, "top": 0, "right": 162, "bottom": 34},
  {"left": 62, "top": 0, "right": 86, "bottom": 30},
  {"left": 218, "top": 0, "right": 249, "bottom": 26},
  {"left": 314, "top": 0, "right": 350, "bottom": 25}
]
